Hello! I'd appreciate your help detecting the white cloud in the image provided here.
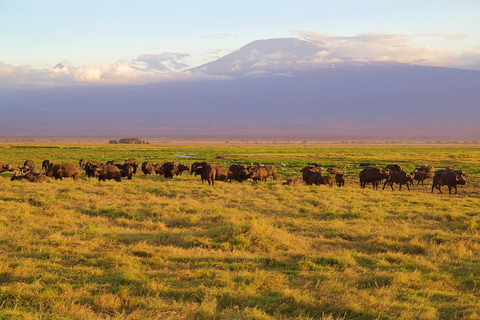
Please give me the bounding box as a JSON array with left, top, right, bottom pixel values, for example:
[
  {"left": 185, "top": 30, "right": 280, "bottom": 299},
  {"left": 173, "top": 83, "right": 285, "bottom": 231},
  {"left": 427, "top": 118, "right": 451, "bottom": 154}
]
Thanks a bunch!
[
  {"left": 295, "top": 31, "right": 473, "bottom": 69},
  {"left": 0, "top": 53, "right": 194, "bottom": 86},
  {"left": 134, "top": 53, "right": 191, "bottom": 72}
]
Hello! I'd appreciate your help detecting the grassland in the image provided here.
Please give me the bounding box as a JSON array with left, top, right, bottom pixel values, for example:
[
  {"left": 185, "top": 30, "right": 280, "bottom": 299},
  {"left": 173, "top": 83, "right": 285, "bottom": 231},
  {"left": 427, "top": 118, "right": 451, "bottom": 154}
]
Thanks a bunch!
[{"left": 0, "top": 143, "right": 479, "bottom": 319}]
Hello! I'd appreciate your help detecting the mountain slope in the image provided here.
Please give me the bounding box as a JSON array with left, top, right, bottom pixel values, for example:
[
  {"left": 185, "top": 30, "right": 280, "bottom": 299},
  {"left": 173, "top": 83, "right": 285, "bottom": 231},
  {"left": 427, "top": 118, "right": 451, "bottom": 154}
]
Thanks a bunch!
[{"left": 189, "top": 38, "right": 323, "bottom": 77}]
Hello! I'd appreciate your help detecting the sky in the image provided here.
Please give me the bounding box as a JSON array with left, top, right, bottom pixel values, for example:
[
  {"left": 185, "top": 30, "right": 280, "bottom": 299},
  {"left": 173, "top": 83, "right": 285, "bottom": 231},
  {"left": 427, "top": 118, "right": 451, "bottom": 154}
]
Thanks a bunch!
[{"left": 1, "top": 0, "right": 479, "bottom": 85}]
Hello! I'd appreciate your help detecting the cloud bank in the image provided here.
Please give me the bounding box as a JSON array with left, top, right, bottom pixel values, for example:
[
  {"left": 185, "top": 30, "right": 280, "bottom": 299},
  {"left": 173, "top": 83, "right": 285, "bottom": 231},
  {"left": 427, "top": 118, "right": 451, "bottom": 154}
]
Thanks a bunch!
[
  {"left": 1, "top": 32, "right": 479, "bottom": 86},
  {"left": 0, "top": 53, "right": 192, "bottom": 86},
  {"left": 295, "top": 32, "right": 478, "bottom": 69}
]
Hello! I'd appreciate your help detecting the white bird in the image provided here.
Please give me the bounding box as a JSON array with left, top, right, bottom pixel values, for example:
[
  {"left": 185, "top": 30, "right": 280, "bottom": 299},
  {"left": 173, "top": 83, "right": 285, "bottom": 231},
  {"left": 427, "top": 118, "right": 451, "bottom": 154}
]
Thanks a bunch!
[
  {"left": 250, "top": 162, "right": 253, "bottom": 165},
  {"left": 281, "top": 163, "right": 286, "bottom": 167}
]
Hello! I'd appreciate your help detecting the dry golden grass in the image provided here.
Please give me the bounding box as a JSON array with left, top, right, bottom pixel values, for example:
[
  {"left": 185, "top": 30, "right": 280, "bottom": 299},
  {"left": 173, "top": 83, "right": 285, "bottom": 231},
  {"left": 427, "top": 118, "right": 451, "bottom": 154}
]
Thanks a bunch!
[{"left": 0, "top": 143, "right": 479, "bottom": 319}]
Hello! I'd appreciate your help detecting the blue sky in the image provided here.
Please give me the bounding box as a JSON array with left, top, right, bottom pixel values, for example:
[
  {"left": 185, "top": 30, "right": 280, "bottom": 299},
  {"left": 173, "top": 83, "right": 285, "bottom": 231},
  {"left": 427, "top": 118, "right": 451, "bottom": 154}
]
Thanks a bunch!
[
  {"left": 1, "top": 0, "right": 479, "bottom": 85},
  {"left": 1, "top": 0, "right": 479, "bottom": 67}
]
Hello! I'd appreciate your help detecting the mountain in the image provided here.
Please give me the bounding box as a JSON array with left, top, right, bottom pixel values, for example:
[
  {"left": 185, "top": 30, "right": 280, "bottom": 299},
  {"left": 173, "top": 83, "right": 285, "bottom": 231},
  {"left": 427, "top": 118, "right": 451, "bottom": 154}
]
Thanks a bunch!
[
  {"left": 189, "top": 38, "right": 322, "bottom": 77},
  {"left": 1, "top": 38, "right": 480, "bottom": 139}
]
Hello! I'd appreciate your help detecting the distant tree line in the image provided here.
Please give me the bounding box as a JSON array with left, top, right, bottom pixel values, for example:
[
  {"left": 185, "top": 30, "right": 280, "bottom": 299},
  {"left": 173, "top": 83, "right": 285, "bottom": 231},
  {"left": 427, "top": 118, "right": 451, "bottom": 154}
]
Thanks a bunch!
[{"left": 108, "top": 138, "right": 149, "bottom": 145}]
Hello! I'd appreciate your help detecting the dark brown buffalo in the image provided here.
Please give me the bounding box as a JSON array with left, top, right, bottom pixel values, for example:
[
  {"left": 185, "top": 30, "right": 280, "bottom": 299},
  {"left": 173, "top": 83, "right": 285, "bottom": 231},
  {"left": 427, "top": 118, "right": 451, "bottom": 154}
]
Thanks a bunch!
[
  {"left": 335, "top": 173, "right": 346, "bottom": 187},
  {"left": 385, "top": 164, "right": 403, "bottom": 172},
  {"left": 414, "top": 166, "right": 435, "bottom": 174},
  {"left": 42, "top": 160, "right": 50, "bottom": 172},
  {"left": 301, "top": 166, "right": 322, "bottom": 185},
  {"left": 114, "top": 163, "right": 134, "bottom": 180},
  {"left": 216, "top": 155, "right": 227, "bottom": 159},
  {"left": 154, "top": 162, "right": 164, "bottom": 175},
  {"left": 141, "top": 161, "right": 155, "bottom": 175},
  {"left": 383, "top": 171, "right": 414, "bottom": 191},
  {"left": 19, "top": 160, "right": 35, "bottom": 173},
  {"left": 11, "top": 171, "right": 51, "bottom": 183},
  {"left": 176, "top": 164, "right": 190, "bottom": 176},
  {"left": 125, "top": 158, "right": 138, "bottom": 173},
  {"left": 359, "top": 162, "right": 376, "bottom": 167},
  {"left": 327, "top": 167, "right": 342, "bottom": 175},
  {"left": 84, "top": 161, "right": 102, "bottom": 178},
  {"left": 0, "top": 162, "right": 14, "bottom": 174},
  {"left": 359, "top": 168, "right": 390, "bottom": 190},
  {"left": 432, "top": 170, "right": 467, "bottom": 194},
  {"left": 79, "top": 159, "right": 86, "bottom": 169},
  {"left": 411, "top": 171, "right": 432, "bottom": 186},
  {"left": 228, "top": 164, "right": 248, "bottom": 182},
  {"left": 201, "top": 164, "right": 216, "bottom": 185},
  {"left": 191, "top": 162, "right": 206, "bottom": 175},
  {"left": 283, "top": 177, "right": 301, "bottom": 186},
  {"left": 95, "top": 164, "right": 122, "bottom": 182},
  {"left": 162, "top": 162, "right": 178, "bottom": 179},
  {"left": 309, "top": 172, "right": 333, "bottom": 187},
  {"left": 45, "top": 163, "right": 79, "bottom": 180},
  {"left": 214, "top": 165, "right": 229, "bottom": 181},
  {"left": 106, "top": 160, "right": 120, "bottom": 166}
]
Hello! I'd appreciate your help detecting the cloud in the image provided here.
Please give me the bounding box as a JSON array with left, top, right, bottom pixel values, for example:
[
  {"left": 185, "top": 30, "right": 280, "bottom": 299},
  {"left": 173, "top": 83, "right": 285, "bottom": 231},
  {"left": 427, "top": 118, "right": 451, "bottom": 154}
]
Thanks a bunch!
[
  {"left": 0, "top": 53, "right": 194, "bottom": 86},
  {"left": 134, "top": 53, "right": 190, "bottom": 72},
  {"left": 294, "top": 31, "right": 475, "bottom": 69}
]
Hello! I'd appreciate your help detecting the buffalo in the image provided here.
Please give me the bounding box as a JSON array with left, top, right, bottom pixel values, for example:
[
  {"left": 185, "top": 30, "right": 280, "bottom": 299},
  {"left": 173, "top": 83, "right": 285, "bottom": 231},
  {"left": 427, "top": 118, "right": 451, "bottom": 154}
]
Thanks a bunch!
[
  {"left": 162, "top": 162, "right": 177, "bottom": 179},
  {"left": 79, "top": 159, "right": 86, "bottom": 169},
  {"left": 125, "top": 158, "right": 138, "bottom": 174},
  {"left": 301, "top": 166, "right": 322, "bottom": 185},
  {"left": 191, "top": 162, "right": 206, "bottom": 175},
  {"left": 359, "top": 162, "right": 376, "bottom": 167},
  {"left": 414, "top": 166, "right": 435, "bottom": 174},
  {"left": 0, "top": 162, "right": 14, "bottom": 174},
  {"left": 45, "top": 163, "right": 80, "bottom": 180},
  {"left": 283, "top": 177, "right": 301, "bottom": 186},
  {"left": 11, "top": 171, "right": 51, "bottom": 183},
  {"left": 385, "top": 164, "right": 403, "bottom": 172},
  {"left": 95, "top": 164, "right": 122, "bottom": 182},
  {"left": 154, "top": 162, "right": 164, "bottom": 175},
  {"left": 84, "top": 161, "right": 103, "bottom": 178},
  {"left": 19, "top": 160, "right": 35, "bottom": 173},
  {"left": 141, "top": 161, "right": 156, "bottom": 175},
  {"left": 383, "top": 171, "right": 414, "bottom": 191},
  {"left": 432, "top": 169, "right": 467, "bottom": 194},
  {"left": 228, "top": 164, "right": 248, "bottom": 182},
  {"left": 359, "top": 168, "right": 390, "bottom": 190},
  {"left": 411, "top": 171, "right": 432, "bottom": 186},
  {"left": 248, "top": 165, "right": 277, "bottom": 180},
  {"left": 41, "top": 160, "right": 50, "bottom": 172},
  {"left": 176, "top": 164, "right": 190, "bottom": 176},
  {"left": 308, "top": 172, "right": 333, "bottom": 187},
  {"left": 201, "top": 164, "right": 216, "bottom": 185},
  {"left": 248, "top": 166, "right": 272, "bottom": 182},
  {"left": 326, "top": 167, "right": 342, "bottom": 175},
  {"left": 114, "top": 163, "right": 134, "bottom": 180},
  {"left": 214, "top": 165, "right": 229, "bottom": 181},
  {"left": 335, "top": 173, "right": 346, "bottom": 187}
]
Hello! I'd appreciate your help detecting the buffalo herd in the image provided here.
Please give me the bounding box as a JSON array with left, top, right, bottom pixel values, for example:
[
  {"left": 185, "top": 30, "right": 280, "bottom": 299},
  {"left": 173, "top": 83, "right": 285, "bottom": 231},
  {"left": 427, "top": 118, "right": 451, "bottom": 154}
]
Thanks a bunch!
[{"left": 0, "top": 158, "right": 469, "bottom": 195}]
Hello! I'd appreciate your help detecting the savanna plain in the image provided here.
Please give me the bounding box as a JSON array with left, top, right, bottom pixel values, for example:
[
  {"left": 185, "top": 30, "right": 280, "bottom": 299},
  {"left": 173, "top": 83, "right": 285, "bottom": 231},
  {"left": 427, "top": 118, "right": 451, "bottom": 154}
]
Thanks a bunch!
[{"left": 0, "top": 143, "right": 479, "bottom": 319}]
